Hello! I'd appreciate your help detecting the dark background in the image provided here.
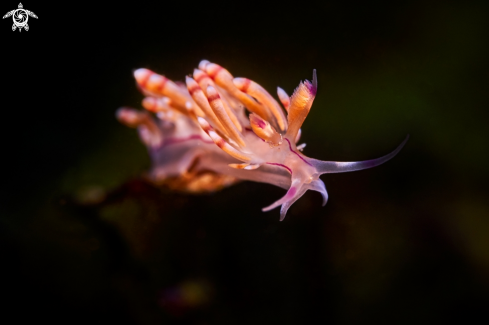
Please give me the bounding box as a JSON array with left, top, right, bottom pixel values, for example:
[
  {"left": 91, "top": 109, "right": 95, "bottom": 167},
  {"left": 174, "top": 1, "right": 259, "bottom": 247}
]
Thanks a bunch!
[{"left": 2, "top": 0, "right": 489, "bottom": 324}]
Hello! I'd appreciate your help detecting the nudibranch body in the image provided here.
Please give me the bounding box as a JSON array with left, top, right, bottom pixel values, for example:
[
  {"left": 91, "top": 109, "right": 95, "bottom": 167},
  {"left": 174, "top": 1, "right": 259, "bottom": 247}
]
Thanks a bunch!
[{"left": 117, "top": 60, "right": 408, "bottom": 220}]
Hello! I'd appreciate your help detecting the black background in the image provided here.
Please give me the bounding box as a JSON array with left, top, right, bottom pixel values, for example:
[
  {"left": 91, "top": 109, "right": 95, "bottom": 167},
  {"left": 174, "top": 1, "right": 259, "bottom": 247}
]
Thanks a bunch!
[{"left": 2, "top": 1, "right": 489, "bottom": 324}]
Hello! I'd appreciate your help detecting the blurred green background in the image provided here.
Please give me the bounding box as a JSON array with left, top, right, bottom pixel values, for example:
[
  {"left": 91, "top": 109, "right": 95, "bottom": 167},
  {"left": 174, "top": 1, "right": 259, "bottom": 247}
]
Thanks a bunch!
[{"left": 2, "top": 0, "right": 489, "bottom": 324}]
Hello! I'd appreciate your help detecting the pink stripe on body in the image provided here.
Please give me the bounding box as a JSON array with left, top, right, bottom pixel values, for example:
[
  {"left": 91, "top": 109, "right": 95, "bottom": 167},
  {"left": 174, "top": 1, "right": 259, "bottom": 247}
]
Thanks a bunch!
[
  {"left": 266, "top": 162, "right": 292, "bottom": 175},
  {"left": 285, "top": 138, "right": 312, "bottom": 166}
]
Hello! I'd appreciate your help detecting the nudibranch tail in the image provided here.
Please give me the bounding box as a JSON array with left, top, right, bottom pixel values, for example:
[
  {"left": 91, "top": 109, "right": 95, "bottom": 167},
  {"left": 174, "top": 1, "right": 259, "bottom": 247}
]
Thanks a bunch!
[{"left": 118, "top": 60, "right": 408, "bottom": 220}]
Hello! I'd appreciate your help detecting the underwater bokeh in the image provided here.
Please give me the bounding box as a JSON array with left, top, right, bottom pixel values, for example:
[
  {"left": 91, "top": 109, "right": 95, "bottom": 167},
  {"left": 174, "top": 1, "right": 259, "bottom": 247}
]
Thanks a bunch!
[{"left": 2, "top": 1, "right": 489, "bottom": 324}]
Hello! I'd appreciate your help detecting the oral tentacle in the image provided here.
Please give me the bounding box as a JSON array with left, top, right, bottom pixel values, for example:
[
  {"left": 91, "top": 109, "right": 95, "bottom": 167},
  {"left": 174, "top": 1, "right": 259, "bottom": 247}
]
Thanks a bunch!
[
  {"left": 306, "top": 179, "right": 328, "bottom": 206},
  {"left": 279, "top": 186, "right": 308, "bottom": 221},
  {"left": 277, "top": 179, "right": 327, "bottom": 221},
  {"left": 262, "top": 179, "right": 301, "bottom": 212},
  {"left": 309, "top": 135, "right": 410, "bottom": 175}
]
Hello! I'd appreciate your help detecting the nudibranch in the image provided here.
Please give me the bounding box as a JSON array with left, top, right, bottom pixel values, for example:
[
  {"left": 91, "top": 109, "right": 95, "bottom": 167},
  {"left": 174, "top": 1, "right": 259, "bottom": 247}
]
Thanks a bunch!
[{"left": 117, "top": 60, "right": 408, "bottom": 220}]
